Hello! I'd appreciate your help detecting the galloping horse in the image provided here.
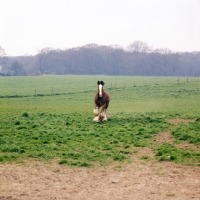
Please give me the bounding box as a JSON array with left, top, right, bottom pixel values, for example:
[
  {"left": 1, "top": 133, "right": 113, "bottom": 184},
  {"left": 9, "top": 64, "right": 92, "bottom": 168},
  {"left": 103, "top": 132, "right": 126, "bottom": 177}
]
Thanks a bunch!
[{"left": 93, "top": 80, "right": 110, "bottom": 122}]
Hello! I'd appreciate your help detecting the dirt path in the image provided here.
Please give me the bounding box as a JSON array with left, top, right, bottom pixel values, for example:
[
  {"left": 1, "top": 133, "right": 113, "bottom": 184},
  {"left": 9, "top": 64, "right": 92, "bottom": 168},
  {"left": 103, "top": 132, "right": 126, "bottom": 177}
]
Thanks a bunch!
[{"left": 1, "top": 158, "right": 200, "bottom": 200}]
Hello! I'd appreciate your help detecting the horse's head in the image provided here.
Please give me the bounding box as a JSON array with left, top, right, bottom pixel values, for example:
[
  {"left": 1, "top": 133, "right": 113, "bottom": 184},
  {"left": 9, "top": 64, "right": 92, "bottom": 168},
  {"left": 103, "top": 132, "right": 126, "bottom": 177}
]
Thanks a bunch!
[{"left": 97, "top": 80, "right": 105, "bottom": 97}]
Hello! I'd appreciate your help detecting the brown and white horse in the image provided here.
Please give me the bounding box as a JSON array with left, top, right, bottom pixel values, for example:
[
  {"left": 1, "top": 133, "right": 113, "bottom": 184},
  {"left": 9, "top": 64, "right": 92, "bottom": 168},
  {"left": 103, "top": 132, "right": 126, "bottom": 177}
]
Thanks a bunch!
[{"left": 93, "top": 81, "right": 110, "bottom": 122}]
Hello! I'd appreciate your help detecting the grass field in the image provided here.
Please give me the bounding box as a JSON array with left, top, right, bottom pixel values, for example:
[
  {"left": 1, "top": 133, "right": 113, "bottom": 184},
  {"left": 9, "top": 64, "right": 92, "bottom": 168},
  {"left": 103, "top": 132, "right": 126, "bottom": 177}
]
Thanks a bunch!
[{"left": 0, "top": 75, "right": 200, "bottom": 166}]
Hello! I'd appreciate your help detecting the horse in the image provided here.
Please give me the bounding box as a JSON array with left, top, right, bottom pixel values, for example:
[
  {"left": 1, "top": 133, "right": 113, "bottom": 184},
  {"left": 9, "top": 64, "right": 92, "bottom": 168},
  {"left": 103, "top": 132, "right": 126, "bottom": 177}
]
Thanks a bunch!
[{"left": 93, "top": 80, "right": 110, "bottom": 122}]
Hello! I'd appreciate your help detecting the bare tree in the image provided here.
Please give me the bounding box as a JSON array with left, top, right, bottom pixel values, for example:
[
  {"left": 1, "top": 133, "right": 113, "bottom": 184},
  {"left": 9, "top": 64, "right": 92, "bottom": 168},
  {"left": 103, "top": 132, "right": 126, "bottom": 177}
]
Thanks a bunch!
[
  {"left": 37, "top": 47, "right": 53, "bottom": 74},
  {"left": 10, "top": 60, "right": 26, "bottom": 76},
  {"left": 0, "top": 46, "right": 6, "bottom": 58},
  {"left": 127, "top": 41, "right": 152, "bottom": 53}
]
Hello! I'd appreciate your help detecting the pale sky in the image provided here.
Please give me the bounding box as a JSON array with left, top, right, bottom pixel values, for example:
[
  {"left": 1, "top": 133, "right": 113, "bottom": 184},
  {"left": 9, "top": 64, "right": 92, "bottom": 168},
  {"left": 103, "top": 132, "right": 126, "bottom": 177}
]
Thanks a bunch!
[{"left": 0, "top": 0, "right": 200, "bottom": 56}]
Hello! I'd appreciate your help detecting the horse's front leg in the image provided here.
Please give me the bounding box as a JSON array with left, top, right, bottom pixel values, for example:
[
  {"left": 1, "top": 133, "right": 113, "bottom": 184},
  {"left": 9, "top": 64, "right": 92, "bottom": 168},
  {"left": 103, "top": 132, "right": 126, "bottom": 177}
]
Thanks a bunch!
[
  {"left": 93, "top": 104, "right": 99, "bottom": 116},
  {"left": 99, "top": 104, "right": 107, "bottom": 121}
]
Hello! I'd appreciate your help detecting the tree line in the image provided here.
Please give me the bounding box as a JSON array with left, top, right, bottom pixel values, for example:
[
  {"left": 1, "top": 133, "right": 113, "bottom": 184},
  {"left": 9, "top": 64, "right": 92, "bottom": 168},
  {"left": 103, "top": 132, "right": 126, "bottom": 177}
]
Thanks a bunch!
[{"left": 0, "top": 41, "right": 199, "bottom": 76}]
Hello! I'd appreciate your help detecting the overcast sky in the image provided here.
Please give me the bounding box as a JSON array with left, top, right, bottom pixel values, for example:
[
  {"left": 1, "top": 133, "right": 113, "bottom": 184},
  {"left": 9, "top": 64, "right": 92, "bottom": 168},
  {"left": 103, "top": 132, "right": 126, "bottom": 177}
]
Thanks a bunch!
[{"left": 0, "top": 0, "right": 200, "bottom": 56}]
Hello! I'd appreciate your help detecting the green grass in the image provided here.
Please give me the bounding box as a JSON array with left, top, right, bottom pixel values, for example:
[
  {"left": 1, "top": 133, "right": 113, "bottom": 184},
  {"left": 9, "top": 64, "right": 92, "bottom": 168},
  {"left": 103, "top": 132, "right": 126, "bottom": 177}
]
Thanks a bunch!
[
  {"left": 0, "top": 76, "right": 200, "bottom": 166},
  {"left": 156, "top": 142, "right": 200, "bottom": 165}
]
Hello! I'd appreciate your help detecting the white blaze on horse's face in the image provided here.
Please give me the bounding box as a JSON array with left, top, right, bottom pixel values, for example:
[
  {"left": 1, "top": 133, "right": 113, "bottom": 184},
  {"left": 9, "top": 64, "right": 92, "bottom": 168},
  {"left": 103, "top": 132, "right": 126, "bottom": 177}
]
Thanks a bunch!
[{"left": 98, "top": 84, "right": 103, "bottom": 97}]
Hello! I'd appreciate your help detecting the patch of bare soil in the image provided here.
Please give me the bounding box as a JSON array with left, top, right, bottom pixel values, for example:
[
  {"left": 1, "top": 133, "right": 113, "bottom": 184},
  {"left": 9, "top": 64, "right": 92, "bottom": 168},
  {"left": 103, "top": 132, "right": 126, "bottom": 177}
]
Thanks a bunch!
[
  {"left": 154, "top": 132, "right": 175, "bottom": 145},
  {"left": 134, "top": 147, "right": 155, "bottom": 159},
  {"left": 167, "top": 119, "right": 195, "bottom": 125},
  {"left": 1, "top": 158, "right": 200, "bottom": 200}
]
